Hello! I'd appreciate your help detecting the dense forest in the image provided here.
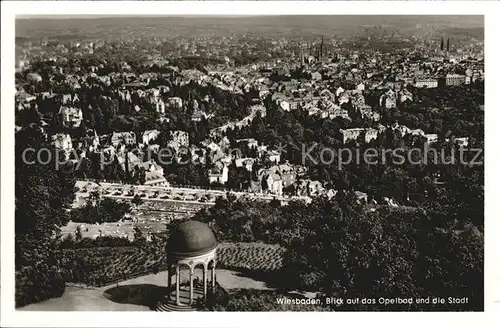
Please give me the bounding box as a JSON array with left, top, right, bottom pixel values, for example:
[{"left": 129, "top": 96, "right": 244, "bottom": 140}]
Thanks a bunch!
[{"left": 193, "top": 190, "right": 483, "bottom": 311}]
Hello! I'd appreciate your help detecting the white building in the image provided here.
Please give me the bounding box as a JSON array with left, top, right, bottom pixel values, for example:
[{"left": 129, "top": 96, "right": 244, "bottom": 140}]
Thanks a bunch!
[
  {"left": 51, "top": 133, "right": 73, "bottom": 151},
  {"left": 267, "top": 150, "right": 281, "bottom": 164},
  {"left": 340, "top": 128, "right": 364, "bottom": 144},
  {"left": 424, "top": 134, "right": 438, "bottom": 144},
  {"left": 414, "top": 79, "right": 438, "bottom": 88},
  {"left": 142, "top": 130, "right": 160, "bottom": 145},
  {"left": 111, "top": 132, "right": 136, "bottom": 146},
  {"left": 169, "top": 130, "right": 189, "bottom": 149},
  {"left": 59, "top": 106, "right": 83, "bottom": 128},
  {"left": 208, "top": 164, "right": 229, "bottom": 185},
  {"left": 167, "top": 97, "right": 183, "bottom": 109},
  {"left": 277, "top": 99, "right": 291, "bottom": 112}
]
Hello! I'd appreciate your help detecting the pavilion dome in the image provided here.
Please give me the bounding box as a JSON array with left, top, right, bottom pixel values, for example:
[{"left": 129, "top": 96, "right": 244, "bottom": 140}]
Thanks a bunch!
[{"left": 167, "top": 220, "right": 217, "bottom": 258}]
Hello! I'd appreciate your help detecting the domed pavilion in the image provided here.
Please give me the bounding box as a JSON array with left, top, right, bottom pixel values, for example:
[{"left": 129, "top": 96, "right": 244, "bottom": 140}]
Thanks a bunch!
[{"left": 165, "top": 220, "right": 217, "bottom": 307}]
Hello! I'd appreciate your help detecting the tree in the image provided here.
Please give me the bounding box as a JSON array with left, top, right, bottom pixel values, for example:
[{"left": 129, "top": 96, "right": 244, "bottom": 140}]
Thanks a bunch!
[
  {"left": 137, "top": 167, "right": 146, "bottom": 185},
  {"left": 132, "top": 194, "right": 143, "bottom": 207},
  {"left": 89, "top": 190, "right": 101, "bottom": 205},
  {"left": 15, "top": 126, "right": 75, "bottom": 236},
  {"left": 227, "top": 161, "right": 241, "bottom": 190},
  {"left": 70, "top": 198, "right": 131, "bottom": 224},
  {"left": 133, "top": 226, "right": 146, "bottom": 244},
  {"left": 15, "top": 126, "right": 75, "bottom": 306},
  {"left": 270, "top": 197, "right": 281, "bottom": 208},
  {"left": 75, "top": 226, "right": 83, "bottom": 241},
  {"left": 194, "top": 191, "right": 483, "bottom": 311},
  {"left": 278, "top": 193, "right": 482, "bottom": 310}
]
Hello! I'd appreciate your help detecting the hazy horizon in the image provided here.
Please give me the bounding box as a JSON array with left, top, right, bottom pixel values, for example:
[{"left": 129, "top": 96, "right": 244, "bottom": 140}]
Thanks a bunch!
[
  {"left": 16, "top": 15, "right": 484, "bottom": 41},
  {"left": 17, "top": 14, "right": 484, "bottom": 22}
]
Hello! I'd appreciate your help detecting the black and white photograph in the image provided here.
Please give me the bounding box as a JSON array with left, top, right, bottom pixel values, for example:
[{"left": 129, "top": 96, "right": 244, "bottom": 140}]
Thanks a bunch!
[{"left": 1, "top": 1, "right": 499, "bottom": 327}]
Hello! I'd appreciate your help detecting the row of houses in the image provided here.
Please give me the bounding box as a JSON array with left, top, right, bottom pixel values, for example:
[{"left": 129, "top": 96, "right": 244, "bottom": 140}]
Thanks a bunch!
[{"left": 339, "top": 122, "right": 470, "bottom": 146}]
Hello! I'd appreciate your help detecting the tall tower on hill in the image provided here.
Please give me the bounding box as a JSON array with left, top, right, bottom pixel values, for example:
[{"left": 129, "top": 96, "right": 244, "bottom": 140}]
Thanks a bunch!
[
  {"left": 440, "top": 37, "right": 444, "bottom": 51},
  {"left": 447, "top": 38, "right": 450, "bottom": 52}
]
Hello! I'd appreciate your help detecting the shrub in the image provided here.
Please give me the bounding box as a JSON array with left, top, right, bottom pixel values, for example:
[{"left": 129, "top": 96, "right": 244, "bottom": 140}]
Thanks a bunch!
[
  {"left": 57, "top": 240, "right": 281, "bottom": 287},
  {"left": 69, "top": 198, "right": 131, "bottom": 224},
  {"left": 15, "top": 235, "right": 66, "bottom": 308},
  {"left": 217, "top": 243, "right": 285, "bottom": 272},
  {"left": 59, "top": 236, "right": 135, "bottom": 249},
  {"left": 132, "top": 194, "right": 143, "bottom": 206},
  {"left": 16, "top": 265, "right": 66, "bottom": 308},
  {"left": 59, "top": 244, "right": 168, "bottom": 287},
  {"left": 203, "top": 283, "right": 230, "bottom": 310}
]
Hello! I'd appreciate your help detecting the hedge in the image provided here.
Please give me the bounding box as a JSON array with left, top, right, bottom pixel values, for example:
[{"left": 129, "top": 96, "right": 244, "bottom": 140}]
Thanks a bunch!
[
  {"left": 16, "top": 265, "right": 66, "bottom": 308},
  {"left": 58, "top": 242, "right": 285, "bottom": 287}
]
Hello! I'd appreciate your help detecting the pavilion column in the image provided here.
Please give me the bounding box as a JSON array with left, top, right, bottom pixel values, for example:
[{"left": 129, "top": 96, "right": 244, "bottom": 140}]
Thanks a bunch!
[
  {"left": 203, "top": 265, "right": 207, "bottom": 301},
  {"left": 167, "top": 266, "right": 171, "bottom": 289},
  {"left": 176, "top": 265, "right": 180, "bottom": 306},
  {"left": 211, "top": 262, "right": 216, "bottom": 290},
  {"left": 167, "top": 268, "right": 173, "bottom": 302},
  {"left": 189, "top": 267, "right": 194, "bottom": 305}
]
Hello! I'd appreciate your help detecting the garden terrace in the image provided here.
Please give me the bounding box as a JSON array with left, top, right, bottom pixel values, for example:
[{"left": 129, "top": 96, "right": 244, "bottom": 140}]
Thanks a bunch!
[{"left": 60, "top": 242, "right": 285, "bottom": 287}]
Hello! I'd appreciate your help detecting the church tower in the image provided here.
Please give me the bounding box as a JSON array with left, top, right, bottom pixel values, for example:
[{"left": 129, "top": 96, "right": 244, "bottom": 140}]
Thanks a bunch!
[
  {"left": 320, "top": 36, "right": 324, "bottom": 61},
  {"left": 299, "top": 47, "right": 305, "bottom": 65}
]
